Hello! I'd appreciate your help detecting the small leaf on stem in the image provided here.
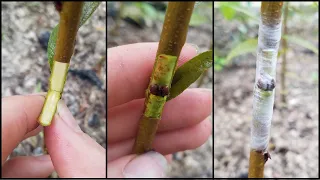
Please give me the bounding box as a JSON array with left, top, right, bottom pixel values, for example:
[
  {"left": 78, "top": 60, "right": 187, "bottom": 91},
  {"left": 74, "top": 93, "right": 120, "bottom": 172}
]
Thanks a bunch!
[
  {"left": 47, "top": 2, "right": 101, "bottom": 70},
  {"left": 167, "top": 50, "right": 212, "bottom": 101}
]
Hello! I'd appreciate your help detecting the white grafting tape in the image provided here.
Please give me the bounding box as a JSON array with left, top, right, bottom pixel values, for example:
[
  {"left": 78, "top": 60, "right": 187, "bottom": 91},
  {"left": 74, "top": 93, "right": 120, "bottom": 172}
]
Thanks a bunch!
[{"left": 251, "top": 18, "right": 281, "bottom": 151}]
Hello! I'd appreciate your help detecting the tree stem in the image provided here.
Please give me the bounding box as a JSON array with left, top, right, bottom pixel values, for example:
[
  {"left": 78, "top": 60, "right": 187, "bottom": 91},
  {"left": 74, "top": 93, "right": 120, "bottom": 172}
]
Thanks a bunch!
[
  {"left": 280, "top": 2, "right": 289, "bottom": 105},
  {"left": 248, "top": 2, "right": 283, "bottom": 178},
  {"left": 248, "top": 150, "right": 265, "bottom": 177},
  {"left": 38, "top": 2, "right": 83, "bottom": 126},
  {"left": 132, "top": 2, "right": 195, "bottom": 154}
]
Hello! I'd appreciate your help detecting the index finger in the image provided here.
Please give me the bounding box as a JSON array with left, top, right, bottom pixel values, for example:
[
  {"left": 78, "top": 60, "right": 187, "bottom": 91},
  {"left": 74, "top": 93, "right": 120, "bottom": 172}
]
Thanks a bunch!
[
  {"left": 107, "top": 42, "right": 197, "bottom": 109},
  {"left": 1, "top": 94, "right": 45, "bottom": 165}
]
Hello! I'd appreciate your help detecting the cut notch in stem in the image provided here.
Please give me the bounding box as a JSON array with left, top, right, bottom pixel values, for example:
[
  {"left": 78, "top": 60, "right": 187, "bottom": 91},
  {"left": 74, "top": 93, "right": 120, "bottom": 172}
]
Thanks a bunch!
[{"left": 38, "top": 2, "right": 84, "bottom": 126}]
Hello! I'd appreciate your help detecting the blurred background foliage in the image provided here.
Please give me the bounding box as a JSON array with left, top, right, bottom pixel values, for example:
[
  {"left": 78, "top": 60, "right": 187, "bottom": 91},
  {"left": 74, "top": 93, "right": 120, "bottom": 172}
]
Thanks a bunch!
[
  {"left": 214, "top": 2, "right": 319, "bottom": 72},
  {"left": 107, "top": 1, "right": 212, "bottom": 29}
]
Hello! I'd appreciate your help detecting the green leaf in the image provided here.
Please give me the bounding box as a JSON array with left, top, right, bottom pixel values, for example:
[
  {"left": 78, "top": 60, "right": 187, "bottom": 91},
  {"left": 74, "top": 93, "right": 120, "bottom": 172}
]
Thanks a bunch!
[
  {"left": 157, "top": 11, "right": 166, "bottom": 22},
  {"left": 167, "top": 50, "right": 212, "bottom": 101},
  {"left": 141, "top": 3, "right": 159, "bottom": 27},
  {"left": 283, "top": 35, "right": 318, "bottom": 55},
  {"left": 34, "top": 82, "right": 42, "bottom": 93},
  {"left": 120, "top": 3, "right": 140, "bottom": 18},
  {"left": 79, "top": 2, "right": 101, "bottom": 27},
  {"left": 214, "top": 65, "right": 223, "bottom": 71},
  {"left": 141, "top": 3, "right": 158, "bottom": 20},
  {"left": 47, "top": 25, "right": 59, "bottom": 69},
  {"left": 214, "top": 55, "right": 227, "bottom": 72},
  {"left": 312, "top": 71, "right": 318, "bottom": 84},
  {"left": 223, "top": 3, "right": 259, "bottom": 23},
  {"left": 120, "top": 3, "right": 146, "bottom": 27},
  {"left": 189, "top": 12, "right": 210, "bottom": 26},
  {"left": 226, "top": 38, "right": 258, "bottom": 63},
  {"left": 313, "top": 2, "right": 318, "bottom": 7},
  {"left": 47, "top": 2, "right": 100, "bottom": 71},
  {"left": 190, "top": 2, "right": 212, "bottom": 26},
  {"left": 196, "top": 2, "right": 212, "bottom": 9},
  {"left": 220, "top": 4, "right": 236, "bottom": 20}
]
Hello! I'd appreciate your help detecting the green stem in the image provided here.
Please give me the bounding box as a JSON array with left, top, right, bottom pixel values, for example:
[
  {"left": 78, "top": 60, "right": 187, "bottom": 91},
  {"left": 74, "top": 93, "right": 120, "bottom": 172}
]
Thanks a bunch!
[
  {"left": 38, "top": 2, "right": 83, "bottom": 126},
  {"left": 133, "top": 2, "right": 195, "bottom": 154}
]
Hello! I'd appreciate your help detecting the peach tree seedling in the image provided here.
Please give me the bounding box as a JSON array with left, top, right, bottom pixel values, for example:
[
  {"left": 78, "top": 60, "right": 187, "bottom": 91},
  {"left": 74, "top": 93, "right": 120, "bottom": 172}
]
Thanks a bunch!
[{"left": 38, "top": 2, "right": 100, "bottom": 126}]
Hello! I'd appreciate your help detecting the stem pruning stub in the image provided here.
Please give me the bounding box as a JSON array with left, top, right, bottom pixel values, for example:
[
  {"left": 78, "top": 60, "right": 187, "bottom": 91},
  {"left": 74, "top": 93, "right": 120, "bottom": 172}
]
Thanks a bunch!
[
  {"left": 264, "top": 151, "right": 271, "bottom": 163},
  {"left": 38, "top": 61, "right": 69, "bottom": 126}
]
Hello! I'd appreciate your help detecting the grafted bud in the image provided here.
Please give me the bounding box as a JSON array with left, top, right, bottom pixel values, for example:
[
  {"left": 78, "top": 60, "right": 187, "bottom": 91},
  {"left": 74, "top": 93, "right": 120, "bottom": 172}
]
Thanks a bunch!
[{"left": 257, "top": 72, "right": 275, "bottom": 91}]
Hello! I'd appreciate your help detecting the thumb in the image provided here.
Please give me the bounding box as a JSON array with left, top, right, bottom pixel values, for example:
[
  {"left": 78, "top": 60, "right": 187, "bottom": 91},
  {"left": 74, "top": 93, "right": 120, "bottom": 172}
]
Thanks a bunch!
[
  {"left": 107, "top": 151, "right": 168, "bottom": 178},
  {"left": 44, "top": 100, "right": 106, "bottom": 178}
]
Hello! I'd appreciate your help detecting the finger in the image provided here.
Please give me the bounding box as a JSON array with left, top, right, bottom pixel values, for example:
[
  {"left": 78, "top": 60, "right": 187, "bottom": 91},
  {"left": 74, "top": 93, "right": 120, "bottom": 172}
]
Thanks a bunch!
[
  {"left": 107, "top": 154, "right": 136, "bottom": 178},
  {"left": 107, "top": 42, "right": 197, "bottom": 108},
  {"left": 1, "top": 155, "right": 54, "bottom": 178},
  {"left": 108, "top": 88, "right": 212, "bottom": 143},
  {"left": 165, "top": 154, "right": 172, "bottom": 163},
  {"left": 23, "top": 125, "right": 43, "bottom": 139},
  {"left": 44, "top": 100, "right": 106, "bottom": 178},
  {"left": 107, "top": 153, "right": 172, "bottom": 178},
  {"left": 108, "top": 117, "right": 212, "bottom": 161},
  {"left": 1, "top": 95, "right": 45, "bottom": 165},
  {"left": 107, "top": 151, "right": 168, "bottom": 178}
]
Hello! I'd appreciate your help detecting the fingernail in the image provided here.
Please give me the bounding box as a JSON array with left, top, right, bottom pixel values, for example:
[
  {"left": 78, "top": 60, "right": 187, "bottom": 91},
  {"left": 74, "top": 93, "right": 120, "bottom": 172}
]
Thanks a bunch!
[
  {"left": 57, "top": 99, "right": 82, "bottom": 132},
  {"left": 35, "top": 155, "right": 51, "bottom": 161},
  {"left": 123, "top": 151, "right": 168, "bottom": 178},
  {"left": 186, "top": 43, "right": 200, "bottom": 55}
]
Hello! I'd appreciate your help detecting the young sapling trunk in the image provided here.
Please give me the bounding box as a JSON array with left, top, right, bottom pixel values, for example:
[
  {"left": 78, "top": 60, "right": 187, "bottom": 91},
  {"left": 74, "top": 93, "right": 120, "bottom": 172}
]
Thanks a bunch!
[
  {"left": 248, "top": 2, "right": 283, "bottom": 178},
  {"left": 133, "top": 2, "right": 196, "bottom": 154}
]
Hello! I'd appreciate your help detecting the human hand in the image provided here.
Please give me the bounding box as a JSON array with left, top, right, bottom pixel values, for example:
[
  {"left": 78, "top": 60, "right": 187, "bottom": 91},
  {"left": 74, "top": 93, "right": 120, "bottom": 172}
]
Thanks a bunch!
[
  {"left": 1, "top": 94, "right": 106, "bottom": 178},
  {"left": 107, "top": 42, "right": 212, "bottom": 178}
]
